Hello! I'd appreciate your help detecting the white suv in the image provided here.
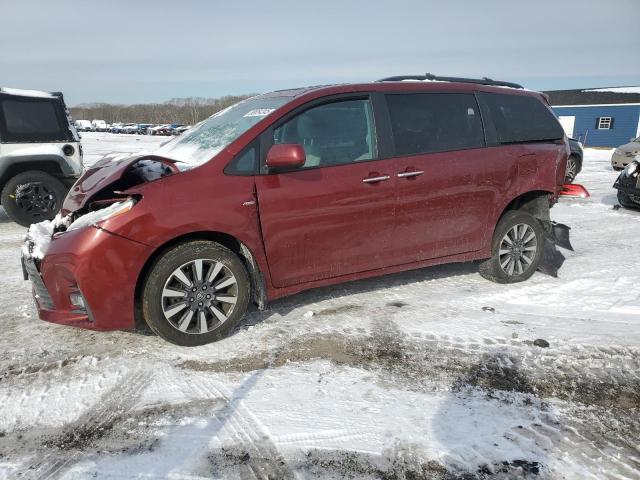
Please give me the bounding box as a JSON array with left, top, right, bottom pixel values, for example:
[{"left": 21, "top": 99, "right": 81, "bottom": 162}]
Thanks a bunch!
[{"left": 0, "top": 87, "right": 83, "bottom": 226}]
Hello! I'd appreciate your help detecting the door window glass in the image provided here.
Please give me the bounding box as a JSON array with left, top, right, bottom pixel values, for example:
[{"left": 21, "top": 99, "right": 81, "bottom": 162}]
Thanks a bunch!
[
  {"left": 273, "top": 99, "right": 377, "bottom": 169},
  {"left": 386, "top": 93, "right": 484, "bottom": 156}
]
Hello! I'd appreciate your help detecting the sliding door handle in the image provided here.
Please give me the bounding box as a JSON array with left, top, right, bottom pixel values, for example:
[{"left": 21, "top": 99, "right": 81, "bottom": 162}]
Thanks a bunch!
[
  {"left": 397, "top": 170, "right": 424, "bottom": 178},
  {"left": 362, "top": 175, "right": 390, "bottom": 183}
]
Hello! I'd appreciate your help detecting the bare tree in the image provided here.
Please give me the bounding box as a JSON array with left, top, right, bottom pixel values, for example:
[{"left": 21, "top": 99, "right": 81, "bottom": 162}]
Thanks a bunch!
[{"left": 70, "top": 94, "right": 255, "bottom": 125}]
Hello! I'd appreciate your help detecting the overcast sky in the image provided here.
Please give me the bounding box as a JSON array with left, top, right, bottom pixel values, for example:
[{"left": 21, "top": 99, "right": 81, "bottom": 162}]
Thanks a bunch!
[{"left": 3, "top": 0, "right": 639, "bottom": 106}]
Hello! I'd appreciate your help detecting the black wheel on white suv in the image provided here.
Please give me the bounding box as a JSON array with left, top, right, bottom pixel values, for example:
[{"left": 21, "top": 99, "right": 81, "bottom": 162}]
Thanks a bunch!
[
  {"left": 0, "top": 170, "right": 67, "bottom": 227},
  {"left": 142, "top": 241, "right": 250, "bottom": 346},
  {"left": 478, "top": 210, "right": 544, "bottom": 284}
]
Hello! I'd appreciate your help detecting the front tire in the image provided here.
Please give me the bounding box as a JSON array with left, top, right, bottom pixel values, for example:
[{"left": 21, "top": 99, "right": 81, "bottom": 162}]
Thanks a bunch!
[
  {"left": 0, "top": 171, "right": 67, "bottom": 227},
  {"left": 142, "top": 241, "right": 250, "bottom": 346},
  {"left": 479, "top": 211, "right": 544, "bottom": 284}
]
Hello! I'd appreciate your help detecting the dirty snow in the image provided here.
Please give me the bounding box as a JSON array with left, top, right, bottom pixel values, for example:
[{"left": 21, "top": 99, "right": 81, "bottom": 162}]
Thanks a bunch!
[{"left": 0, "top": 140, "right": 638, "bottom": 479}]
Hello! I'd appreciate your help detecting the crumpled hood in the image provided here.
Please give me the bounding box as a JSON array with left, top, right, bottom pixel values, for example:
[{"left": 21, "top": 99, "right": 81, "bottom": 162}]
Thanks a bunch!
[{"left": 62, "top": 153, "right": 183, "bottom": 215}]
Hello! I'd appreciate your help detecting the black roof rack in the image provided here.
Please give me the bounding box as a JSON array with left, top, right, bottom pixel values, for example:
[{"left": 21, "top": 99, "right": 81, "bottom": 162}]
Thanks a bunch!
[{"left": 376, "top": 73, "right": 523, "bottom": 89}]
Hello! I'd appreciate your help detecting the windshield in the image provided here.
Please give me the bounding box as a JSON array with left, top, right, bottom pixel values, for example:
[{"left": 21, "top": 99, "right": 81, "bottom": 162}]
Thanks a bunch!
[{"left": 155, "top": 95, "right": 290, "bottom": 165}]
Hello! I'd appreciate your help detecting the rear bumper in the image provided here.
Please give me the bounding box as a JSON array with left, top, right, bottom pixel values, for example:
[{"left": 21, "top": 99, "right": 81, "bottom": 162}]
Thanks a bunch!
[{"left": 23, "top": 226, "right": 153, "bottom": 331}]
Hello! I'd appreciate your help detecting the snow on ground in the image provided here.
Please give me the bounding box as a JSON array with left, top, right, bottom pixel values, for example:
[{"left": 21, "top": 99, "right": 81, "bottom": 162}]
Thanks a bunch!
[
  {"left": 0, "top": 138, "right": 638, "bottom": 479},
  {"left": 79, "top": 132, "right": 170, "bottom": 167}
]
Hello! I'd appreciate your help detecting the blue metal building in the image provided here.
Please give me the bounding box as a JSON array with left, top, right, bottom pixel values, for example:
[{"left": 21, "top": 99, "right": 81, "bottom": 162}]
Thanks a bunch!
[{"left": 544, "top": 87, "right": 640, "bottom": 147}]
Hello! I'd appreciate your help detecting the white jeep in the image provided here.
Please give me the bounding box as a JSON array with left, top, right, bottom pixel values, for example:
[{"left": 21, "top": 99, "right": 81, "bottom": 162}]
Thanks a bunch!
[{"left": 0, "top": 87, "right": 83, "bottom": 226}]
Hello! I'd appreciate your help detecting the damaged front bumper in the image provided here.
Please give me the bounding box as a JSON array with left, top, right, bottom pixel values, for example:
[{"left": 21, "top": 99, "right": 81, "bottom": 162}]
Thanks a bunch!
[
  {"left": 22, "top": 222, "right": 154, "bottom": 331},
  {"left": 613, "top": 169, "right": 640, "bottom": 200}
]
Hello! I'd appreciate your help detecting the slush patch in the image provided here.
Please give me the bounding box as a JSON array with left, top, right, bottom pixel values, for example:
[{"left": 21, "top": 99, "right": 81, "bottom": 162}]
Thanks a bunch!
[{"left": 243, "top": 109, "right": 275, "bottom": 117}]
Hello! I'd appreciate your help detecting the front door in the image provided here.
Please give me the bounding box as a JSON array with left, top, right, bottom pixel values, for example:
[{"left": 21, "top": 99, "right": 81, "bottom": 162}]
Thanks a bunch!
[{"left": 255, "top": 98, "right": 398, "bottom": 288}]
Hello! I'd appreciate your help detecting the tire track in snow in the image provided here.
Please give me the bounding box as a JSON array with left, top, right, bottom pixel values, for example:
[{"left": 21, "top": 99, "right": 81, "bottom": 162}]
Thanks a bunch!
[
  {"left": 18, "top": 370, "right": 151, "bottom": 480},
  {"left": 186, "top": 373, "right": 298, "bottom": 480}
]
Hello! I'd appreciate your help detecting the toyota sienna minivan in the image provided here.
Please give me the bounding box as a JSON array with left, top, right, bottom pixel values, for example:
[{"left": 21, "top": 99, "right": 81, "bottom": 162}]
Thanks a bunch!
[{"left": 23, "top": 75, "right": 569, "bottom": 346}]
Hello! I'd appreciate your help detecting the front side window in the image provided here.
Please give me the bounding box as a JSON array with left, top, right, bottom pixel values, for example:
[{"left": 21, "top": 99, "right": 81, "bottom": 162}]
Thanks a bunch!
[
  {"left": 273, "top": 99, "right": 377, "bottom": 169},
  {"left": 597, "top": 117, "right": 613, "bottom": 130},
  {"left": 386, "top": 93, "right": 484, "bottom": 156},
  {"left": 478, "top": 92, "right": 564, "bottom": 144},
  {"left": 156, "top": 95, "right": 290, "bottom": 166},
  {"left": 0, "top": 97, "right": 67, "bottom": 143}
]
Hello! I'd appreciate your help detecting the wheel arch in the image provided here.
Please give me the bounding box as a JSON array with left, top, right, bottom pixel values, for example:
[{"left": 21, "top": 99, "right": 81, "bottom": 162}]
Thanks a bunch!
[
  {"left": 495, "top": 190, "right": 553, "bottom": 234},
  {"left": 0, "top": 157, "right": 67, "bottom": 193},
  {"left": 134, "top": 230, "right": 267, "bottom": 329}
]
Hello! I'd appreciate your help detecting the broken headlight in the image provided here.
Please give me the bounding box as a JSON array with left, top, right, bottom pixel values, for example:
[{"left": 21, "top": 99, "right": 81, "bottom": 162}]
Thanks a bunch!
[{"left": 66, "top": 199, "right": 136, "bottom": 232}]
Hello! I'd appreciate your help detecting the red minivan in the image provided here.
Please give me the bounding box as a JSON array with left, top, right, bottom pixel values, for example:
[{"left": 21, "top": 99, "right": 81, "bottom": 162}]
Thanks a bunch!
[{"left": 22, "top": 76, "right": 569, "bottom": 346}]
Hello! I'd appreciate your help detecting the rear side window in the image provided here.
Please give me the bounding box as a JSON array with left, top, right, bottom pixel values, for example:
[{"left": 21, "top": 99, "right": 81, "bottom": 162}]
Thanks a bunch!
[
  {"left": 478, "top": 92, "right": 563, "bottom": 144},
  {"left": 386, "top": 93, "right": 484, "bottom": 156},
  {"left": 0, "top": 97, "right": 69, "bottom": 143}
]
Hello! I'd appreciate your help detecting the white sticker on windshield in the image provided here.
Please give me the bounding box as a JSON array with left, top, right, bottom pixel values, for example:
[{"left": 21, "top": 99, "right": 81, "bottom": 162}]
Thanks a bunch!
[{"left": 244, "top": 109, "right": 275, "bottom": 117}]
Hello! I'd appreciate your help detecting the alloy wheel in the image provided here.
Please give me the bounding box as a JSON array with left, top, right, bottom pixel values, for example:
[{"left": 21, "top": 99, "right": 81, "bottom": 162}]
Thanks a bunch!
[
  {"left": 565, "top": 157, "right": 577, "bottom": 183},
  {"left": 161, "top": 259, "right": 238, "bottom": 334},
  {"left": 498, "top": 223, "right": 538, "bottom": 276}
]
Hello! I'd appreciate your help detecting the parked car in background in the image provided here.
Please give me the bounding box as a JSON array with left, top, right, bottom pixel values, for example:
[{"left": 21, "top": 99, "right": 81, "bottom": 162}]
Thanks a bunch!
[
  {"left": 136, "top": 124, "right": 153, "bottom": 135},
  {"left": 613, "top": 159, "right": 640, "bottom": 209},
  {"left": 122, "top": 123, "right": 140, "bottom": 134},
  {"left": 147, "top": 124, "right": 170, "bottom": 135},
  {"left": 173, "top": 125, "right": 191, "bottom": 135},
  {"left": 565, "top": 138, "right": 583, "bottom": 183},
  {"left": 22, "top": 76, "right": 572, "bottom": 346},
  {"left": 110, "top": 123, "right": 124, "bottom": 134},
  {"left": 611, "top": 137, "right": 640, "bottom": 170},
  {"left": 74, "top": 120, "right": 92, "bottom": 132},
  {"left": 0, "top": 87, "right": 83, "bottom": 226},
  {"left": 157, "top": 124, "right": 181, "bottom": 136},
  {"left": 91, "top": 119, "right": 108, "bottom": 132}
]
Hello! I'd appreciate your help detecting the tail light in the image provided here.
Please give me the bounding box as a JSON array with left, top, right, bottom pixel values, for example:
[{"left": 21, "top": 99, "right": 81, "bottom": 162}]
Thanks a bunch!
[{"left": 559, "top": 184, "right": 590, "bottom": 199}]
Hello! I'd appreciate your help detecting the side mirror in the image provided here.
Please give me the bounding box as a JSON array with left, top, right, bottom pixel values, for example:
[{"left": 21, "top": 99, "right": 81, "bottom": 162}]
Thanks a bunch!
[{"left": 266, "top": 144, "right": 306, "bottom": 170}]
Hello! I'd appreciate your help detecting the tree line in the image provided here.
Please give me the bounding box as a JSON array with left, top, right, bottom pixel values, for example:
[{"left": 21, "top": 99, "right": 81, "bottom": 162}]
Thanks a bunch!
[{"left": 69, "top": 95, "right": 256, "bottom": 125}]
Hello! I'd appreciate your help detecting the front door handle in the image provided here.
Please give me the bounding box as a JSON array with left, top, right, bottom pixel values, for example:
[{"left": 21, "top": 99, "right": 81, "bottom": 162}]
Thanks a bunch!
[
  {"left": 397, "top": 170, "right": 424, "bottom": 178},
  {"left": 362, "top": 175, "right": 390, "bottom": 184}
]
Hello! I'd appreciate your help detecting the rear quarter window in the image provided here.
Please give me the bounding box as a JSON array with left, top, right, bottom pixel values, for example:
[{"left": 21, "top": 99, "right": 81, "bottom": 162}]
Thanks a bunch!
[
  {"left": 0, "top": 96, "right": 69, "bottom": 143},
  {"left": 386, "top": 93, "right": 484, "bottom": 156},
  {"left": 478, "top": 92, "right": 563, "bottom": 145}
]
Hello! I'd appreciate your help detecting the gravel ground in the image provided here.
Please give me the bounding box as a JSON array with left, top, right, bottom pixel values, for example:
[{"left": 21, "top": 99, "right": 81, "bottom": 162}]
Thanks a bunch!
[{"left": 0, "top": 136, "right": 638, "bottom": 479}]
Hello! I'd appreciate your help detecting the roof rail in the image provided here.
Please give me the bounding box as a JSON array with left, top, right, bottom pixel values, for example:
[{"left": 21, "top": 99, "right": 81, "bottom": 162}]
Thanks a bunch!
[{"left": 376, "top": 73, "right": 523, "bottom": 89}]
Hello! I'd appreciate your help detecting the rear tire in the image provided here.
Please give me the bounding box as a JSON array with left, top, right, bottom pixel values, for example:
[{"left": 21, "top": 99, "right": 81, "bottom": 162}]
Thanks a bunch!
[
  {"left": 142, "top": 241, "right": 250, "bottom": 346},
  {"left": 564, "top": 155, "right": 579, "bottom": 183},
  {"left": 479, "top": 211, "right": 544, "bottom": 284},
  {"left": 0, "top": 170, "right": 67, "bottom": 227}
]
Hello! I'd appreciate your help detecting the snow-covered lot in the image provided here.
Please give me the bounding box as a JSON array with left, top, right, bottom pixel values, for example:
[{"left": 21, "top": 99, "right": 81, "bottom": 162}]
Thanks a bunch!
[{"left": 0, "top": 134, "right": 638, "bottom": 479}]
